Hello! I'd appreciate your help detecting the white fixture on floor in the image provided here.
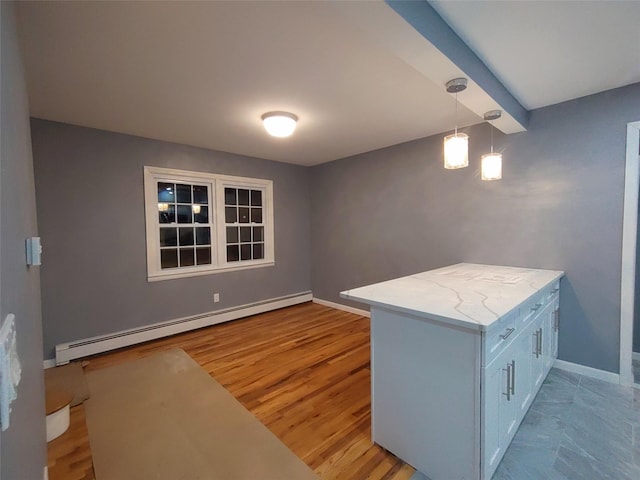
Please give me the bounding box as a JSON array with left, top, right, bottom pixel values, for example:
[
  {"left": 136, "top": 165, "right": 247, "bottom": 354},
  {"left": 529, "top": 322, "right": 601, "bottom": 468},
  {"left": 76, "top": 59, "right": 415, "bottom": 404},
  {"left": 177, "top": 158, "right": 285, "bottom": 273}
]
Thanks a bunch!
[{"left": 45, "top": 388, "right": 72, "bottom": 442}]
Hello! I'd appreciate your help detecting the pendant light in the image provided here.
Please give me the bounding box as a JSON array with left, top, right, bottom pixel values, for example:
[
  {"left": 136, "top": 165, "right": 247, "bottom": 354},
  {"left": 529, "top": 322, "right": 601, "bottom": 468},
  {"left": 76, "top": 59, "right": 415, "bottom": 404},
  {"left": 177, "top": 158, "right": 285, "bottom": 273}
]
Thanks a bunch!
[
  {"left": 481, "top": 110, "right": 502, "bottom": 181},
  {"left": 443, "top": 78, "right": 468, "bottom": 169}
]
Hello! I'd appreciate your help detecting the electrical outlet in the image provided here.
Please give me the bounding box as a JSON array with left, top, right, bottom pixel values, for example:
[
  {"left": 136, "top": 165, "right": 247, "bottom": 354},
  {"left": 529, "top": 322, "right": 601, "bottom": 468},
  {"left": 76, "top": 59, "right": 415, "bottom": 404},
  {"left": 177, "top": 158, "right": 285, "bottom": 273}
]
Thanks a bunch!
[{"left": 213, "top": 293, "right": 220, "bottom": 303}]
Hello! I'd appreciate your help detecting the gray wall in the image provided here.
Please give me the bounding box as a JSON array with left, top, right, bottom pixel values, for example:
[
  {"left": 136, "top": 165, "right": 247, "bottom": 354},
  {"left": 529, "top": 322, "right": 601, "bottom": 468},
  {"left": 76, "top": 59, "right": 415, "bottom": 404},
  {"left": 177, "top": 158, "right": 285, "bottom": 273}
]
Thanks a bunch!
[
  {"left": 1, "top": 2, "right": 47, "bottom": 478},
  {"left": 31, "top": 120, "right": 311, "bottom": 360},
  {"left": 311, "top": 83, "right": 640, "bottom": 374}
]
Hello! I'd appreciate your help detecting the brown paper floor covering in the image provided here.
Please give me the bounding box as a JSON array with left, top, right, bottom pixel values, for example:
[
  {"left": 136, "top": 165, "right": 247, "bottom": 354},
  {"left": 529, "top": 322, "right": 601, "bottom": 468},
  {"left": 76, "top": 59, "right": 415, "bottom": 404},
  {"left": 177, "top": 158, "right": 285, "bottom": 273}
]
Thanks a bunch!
[
  {"left": 45, "top": 361, "right": 90, "bottom": 407},
  {"left": 84, "top": 348, "right": 319, "bottom": 480}
]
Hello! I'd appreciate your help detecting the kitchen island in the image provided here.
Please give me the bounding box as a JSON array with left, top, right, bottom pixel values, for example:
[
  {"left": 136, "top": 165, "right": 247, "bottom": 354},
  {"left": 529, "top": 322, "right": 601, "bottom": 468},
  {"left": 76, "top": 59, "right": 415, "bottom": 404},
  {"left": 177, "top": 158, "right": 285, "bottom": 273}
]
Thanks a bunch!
[{"left": 341, "top": 263, "right": 564, "bottom": 480}]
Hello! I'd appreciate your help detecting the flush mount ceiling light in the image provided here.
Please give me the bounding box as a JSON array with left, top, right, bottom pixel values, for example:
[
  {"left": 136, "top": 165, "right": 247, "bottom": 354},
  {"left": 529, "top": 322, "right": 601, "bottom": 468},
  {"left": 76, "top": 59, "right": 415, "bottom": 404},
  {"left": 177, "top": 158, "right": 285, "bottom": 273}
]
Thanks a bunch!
[
  {"left": 261, "top": 111, "right": 298, "bottom": 138},
  {"left": 443, "top": 78, "right": 469, "bottom": 169},
  {"left": 481, "top": 110, "right": 503, "bottom": 181}
]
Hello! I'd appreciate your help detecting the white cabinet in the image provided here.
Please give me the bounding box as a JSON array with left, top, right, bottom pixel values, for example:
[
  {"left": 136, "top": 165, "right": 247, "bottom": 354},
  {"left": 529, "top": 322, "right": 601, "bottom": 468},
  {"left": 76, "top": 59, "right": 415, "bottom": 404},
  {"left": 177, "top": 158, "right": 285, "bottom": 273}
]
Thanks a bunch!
[
  {"left": 545, "top": 297, "right": 560, "bottom": 371},
  {"left": 482, "top": 347, "right": 519, "bottom": 480},
  {"left": 341, "top": 264, "right": 564, "bottom": 480},
  {"left": 531, "top": 304, "right": 549, "bottom": 390},
  {"left": 514, "top": 330, "right": 533, "bottom": 416},
  {"left": 482, "top": 360, "right": 503, "bottom": 476},
  {"left": 481, "top": 290, "right": 559, "bottom": 479}
]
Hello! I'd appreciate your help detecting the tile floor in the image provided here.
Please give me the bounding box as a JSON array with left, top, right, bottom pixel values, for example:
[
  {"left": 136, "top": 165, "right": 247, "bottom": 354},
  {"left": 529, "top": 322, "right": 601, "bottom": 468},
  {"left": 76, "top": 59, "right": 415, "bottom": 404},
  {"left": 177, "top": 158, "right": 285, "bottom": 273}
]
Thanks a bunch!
[{"left": 411, "top": 368, "right": 640, "bottom": 480}]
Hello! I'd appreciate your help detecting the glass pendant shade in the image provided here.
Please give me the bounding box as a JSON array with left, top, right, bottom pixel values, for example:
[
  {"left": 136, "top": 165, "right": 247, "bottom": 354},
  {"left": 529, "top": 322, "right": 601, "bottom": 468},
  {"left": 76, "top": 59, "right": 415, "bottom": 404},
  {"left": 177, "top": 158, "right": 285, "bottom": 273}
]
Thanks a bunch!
[
  {"left": 262, "top": 112, "right": 298, "bottom": 138},
  {"left": 481, "top": 152, "right": 502, "bottom": 180},
  {"left": 443, "top": 133, "right": 469, "bottom": 169}
]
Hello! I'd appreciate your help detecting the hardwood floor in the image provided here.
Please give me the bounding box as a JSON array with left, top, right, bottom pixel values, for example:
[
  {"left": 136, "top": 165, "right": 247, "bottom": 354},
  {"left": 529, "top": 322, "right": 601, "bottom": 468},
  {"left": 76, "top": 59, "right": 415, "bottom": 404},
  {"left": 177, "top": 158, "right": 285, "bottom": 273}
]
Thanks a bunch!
[{"left": 47, "top": 302, "right": 415, "bottom": 480}]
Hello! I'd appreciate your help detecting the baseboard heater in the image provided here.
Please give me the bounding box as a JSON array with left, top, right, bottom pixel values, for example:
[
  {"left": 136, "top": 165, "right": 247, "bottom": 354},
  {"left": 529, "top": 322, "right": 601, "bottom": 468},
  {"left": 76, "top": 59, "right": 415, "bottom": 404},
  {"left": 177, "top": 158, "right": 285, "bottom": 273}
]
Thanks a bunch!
[{"left": 55, "top": 291, "right": 313, "bottom": 365}]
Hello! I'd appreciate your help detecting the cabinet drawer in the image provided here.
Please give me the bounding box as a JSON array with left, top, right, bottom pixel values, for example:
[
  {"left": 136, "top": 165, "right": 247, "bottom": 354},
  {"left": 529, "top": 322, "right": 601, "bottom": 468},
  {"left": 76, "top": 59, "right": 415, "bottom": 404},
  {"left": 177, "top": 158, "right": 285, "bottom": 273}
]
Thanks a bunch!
[
  {"left": 545, "top": 281, "right": 560, "bottom": 301},
  {"left": 519, "top": 280, "right": 560, "bottom": 328},
  {"left": 483, "top": 309, "right": 518, "bottom": 366},
  {"left": 518, "top": 292, "right": 545, "bottom": 328}
]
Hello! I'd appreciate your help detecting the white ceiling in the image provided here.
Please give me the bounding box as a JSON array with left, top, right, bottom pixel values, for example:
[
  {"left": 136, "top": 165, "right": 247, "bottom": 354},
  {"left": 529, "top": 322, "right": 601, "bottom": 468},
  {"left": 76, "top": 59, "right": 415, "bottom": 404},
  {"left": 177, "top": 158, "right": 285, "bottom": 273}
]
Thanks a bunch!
[
  {"left": 15, "top": 1, "right": 640, "bottom": 166},
  {"left": 430, "top": 0, "right": 640, "bottom": 110}
]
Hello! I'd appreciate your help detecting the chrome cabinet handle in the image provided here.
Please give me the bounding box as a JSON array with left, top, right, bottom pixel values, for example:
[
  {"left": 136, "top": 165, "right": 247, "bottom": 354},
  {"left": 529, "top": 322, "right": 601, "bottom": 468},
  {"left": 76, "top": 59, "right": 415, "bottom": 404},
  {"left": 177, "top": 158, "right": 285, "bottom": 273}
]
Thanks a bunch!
[
  {"left": 503, "top": 363, "right": 512, "bottom": 401},
  {"left": 537, "top": 328, "right": 543, "bottom": 356},
  {"left": 550, "top": 287, "right": 560, "bottom": 295},
  {"left": 500, "top": 327, "right": 515, "bottom": 340},
  {"left": 531, "top": 303, "right": 543, "bottom": 312},
  {"left": 510, "top": 360, "right": 516, "bottom": 396},
  {"left": 533, "top": 330, "right": 540, "bottom": 358},
  {"left": 554, "top": 310, "right": 560, "bottom": 332}
]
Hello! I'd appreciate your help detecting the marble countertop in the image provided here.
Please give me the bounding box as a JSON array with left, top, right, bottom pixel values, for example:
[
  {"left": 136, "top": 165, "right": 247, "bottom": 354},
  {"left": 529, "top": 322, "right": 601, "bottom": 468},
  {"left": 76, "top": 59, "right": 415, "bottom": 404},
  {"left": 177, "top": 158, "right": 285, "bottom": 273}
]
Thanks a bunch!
[{"left": 340, "top": 263, "right": 564, "bottom": 331}]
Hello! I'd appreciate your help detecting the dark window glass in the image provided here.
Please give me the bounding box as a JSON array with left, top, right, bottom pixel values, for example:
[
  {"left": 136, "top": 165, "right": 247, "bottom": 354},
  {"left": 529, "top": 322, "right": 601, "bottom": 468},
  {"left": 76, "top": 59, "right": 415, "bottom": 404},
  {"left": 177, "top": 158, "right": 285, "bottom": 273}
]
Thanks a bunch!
[
  {"left": 226, "top": 226, "right": 239, "bottom": 243},
  {"left": 193, "top": 185, "right": 208, "bottom": 204},
  {"left": 159, "top": 228, "right": 177, "bottom": 247},
  {"left": 193, "top": 205, "right": 208, "bottom": 223},
  {"left": 179, "top": 227, "right": 194, "bottom": 246},
  {"left": 161, "top": 249, "right": 178, "bottom": 269},
  {"left": 225, "top": 206, "right": 237, "bottom": 223},
  {"left": 227, "top": 245, "right": 239, "bottom": 262},
  {"left": 251, "top": 208, "right": 262, "bottom": 223},
  {"left": 225, "top": 188, "right": 237, "bottom": 205},
  {"left": 157, "top": 178, "right": 267, "bottom": 271},
  {"left": 196, "top": 247, "right": 211, "bottom": 265},
  {"left": 177, "top": 205, "right": 192, "bottom": 223},
  {"left": 238, "top": 189, "right": 250, "bottom": 206},
  {"left": 195, "top": 227, "right": 210, "bottom": 245},
  {"left": 158, "top": 204, "right": 175, "bottom": 224},
  {"left": 238, "top": 207, "right": 250, "bottom": 223},
  {"left": 176, "top": 183, "right": 191, "bottom": 203},
  {"left": 179, "top": 248, "right": 195, "bottom": 267},
  {"left": 250, "top": 190, "right": 262, "bottom": 206},
  {"left": 240, "top": 227, "right": 251, "bottom": 243},
  {"left": 157, "top": 183, "right": 175, "bottom": 203}
]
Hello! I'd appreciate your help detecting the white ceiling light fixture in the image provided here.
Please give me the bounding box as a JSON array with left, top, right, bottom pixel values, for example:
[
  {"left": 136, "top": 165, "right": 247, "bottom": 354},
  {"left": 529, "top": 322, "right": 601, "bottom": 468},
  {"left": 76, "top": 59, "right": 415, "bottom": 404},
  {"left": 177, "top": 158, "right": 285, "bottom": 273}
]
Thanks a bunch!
[
  {"left": 481, "top": 110, "right": 503, "bottom": 181},
  {"left": 261, "top": 111, "right": 298, "bottom": 138},
  {"left": 443, "top": 78, "right": 468, "bottom": 169}
]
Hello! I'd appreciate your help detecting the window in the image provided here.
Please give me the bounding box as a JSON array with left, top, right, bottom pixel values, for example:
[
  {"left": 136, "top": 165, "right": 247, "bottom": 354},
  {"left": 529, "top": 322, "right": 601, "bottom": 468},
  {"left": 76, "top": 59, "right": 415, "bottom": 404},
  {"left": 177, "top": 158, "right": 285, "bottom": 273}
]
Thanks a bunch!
[
  {"left": 144, "top": 167, "right": 274, "bottom": 281},
  {"left": 224, "top": 187, "right": 265, "bottom": 262}
]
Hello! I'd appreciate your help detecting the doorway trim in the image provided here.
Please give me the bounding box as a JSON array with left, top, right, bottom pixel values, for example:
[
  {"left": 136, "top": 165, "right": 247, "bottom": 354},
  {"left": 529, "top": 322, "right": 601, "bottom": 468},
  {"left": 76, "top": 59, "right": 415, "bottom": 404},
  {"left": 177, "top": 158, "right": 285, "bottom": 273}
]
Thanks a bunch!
[{"left": 620, "top": 120, "right": 640, "bottom": 386}]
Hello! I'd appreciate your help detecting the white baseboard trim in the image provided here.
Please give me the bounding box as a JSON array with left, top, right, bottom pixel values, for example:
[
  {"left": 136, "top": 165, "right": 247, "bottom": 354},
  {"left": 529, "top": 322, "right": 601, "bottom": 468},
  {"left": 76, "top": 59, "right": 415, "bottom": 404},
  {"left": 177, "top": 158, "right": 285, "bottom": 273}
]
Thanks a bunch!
[
  {"left": 633, "top": 351, "right": 640, "bottom": 362},
  {"left": 312, "top": 297, "right": 370, "bottom": 317},
  {"left": 553, "top": 359, "right": 620, "bottom": 384},
  {"left": 43, "top": 358, "right": 56, "bottom": 369},
  {"left": 55, "top": 291, "right": 312, "bottom": 365}
]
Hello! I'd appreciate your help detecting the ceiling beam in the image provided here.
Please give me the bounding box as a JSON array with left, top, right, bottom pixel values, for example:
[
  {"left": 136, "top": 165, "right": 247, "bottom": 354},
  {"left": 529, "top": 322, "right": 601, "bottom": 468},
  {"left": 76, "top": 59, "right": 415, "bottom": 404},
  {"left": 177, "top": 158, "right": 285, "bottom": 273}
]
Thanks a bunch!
[{"left": 386, "top": 0, "right": 529, "bottom": 133}]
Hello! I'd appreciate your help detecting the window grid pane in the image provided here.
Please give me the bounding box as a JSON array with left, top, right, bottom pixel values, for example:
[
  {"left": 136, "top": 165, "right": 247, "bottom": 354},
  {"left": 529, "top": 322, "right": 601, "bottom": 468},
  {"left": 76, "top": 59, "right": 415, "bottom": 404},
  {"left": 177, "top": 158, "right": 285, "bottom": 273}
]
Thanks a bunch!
[
  {"left": 157, "top": 180, "right": 212, "bottom": 270},
  {"left": 196, "top": 247, "right": 211, "bottom": 265},
  {"left": 224, "top": 186, "right": 265, "bottom": 263}
]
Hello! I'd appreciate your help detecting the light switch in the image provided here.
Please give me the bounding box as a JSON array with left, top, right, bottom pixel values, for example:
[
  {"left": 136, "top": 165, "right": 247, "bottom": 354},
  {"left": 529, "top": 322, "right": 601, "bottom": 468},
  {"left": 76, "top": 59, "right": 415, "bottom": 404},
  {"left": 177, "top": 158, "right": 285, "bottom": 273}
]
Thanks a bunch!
[{"left": 25, "top": 237, "right": 42, "bottom": 266}]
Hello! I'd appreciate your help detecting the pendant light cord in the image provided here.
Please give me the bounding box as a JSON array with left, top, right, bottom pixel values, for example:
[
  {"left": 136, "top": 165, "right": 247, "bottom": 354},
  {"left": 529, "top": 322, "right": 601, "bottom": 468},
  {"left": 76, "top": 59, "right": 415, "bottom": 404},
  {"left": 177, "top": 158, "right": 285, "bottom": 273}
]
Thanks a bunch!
[
  {"left": 490, "top": 120, "right": 494, "bottom": 154},
  {"left": 454, "top": 91, "right": 458, "bottom": 136}
]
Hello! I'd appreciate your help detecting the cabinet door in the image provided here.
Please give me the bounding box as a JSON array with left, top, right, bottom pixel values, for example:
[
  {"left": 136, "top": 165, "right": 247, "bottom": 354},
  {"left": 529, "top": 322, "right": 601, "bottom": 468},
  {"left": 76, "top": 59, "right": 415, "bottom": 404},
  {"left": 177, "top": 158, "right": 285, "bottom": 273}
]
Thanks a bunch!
[
  {"left": 482, "top": 353, "right": 517, "bottom": 480},
  {"left": 531, "top": 303, "right": 554, "bottom": 389},
  {"left": 545, "top": 298, "right": 560, "bottom": 371},
  {"left": 531, "top": 317, "right": 544, "bottom": 390},
  {"left": 514, "top": 332, "right": 533, "bottom": 417},
  {"left": 501, "top": 360, "right": 518, "bottom": 447},
  {"left": 482, "top": 360, "right": 503, "bottom": 479}
]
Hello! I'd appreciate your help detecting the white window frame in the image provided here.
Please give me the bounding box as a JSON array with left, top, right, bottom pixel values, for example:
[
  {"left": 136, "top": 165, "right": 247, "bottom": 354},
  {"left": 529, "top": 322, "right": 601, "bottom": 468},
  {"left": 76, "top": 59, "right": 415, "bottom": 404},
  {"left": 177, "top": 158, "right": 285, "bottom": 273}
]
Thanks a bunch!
[{"left": 144, "top": 166, "right": 274, "bottom": 282}]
